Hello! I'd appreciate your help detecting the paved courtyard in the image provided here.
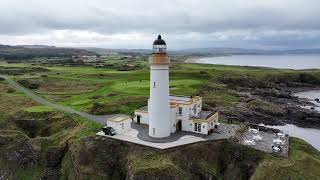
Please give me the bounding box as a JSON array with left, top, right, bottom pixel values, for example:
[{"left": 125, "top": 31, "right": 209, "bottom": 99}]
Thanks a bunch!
[
  {"left": 241, "top": 129, "right": 289, "bottom": 157},
  {"left": 96, "top": 123, "right": 239, "bottom": 149}
]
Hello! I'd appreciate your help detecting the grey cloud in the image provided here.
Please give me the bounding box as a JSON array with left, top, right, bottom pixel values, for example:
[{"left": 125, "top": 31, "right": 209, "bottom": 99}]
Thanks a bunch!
[{"left": 0, "top": 0, "right": 320, "bottom": 49}]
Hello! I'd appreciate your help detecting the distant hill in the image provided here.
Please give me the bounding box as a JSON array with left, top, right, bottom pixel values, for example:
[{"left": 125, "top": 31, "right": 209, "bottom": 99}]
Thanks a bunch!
[
  {"left": 172, "top": 47, "right": 320, "bottom": 55},
  {"left": 2, "top": 44, "right": 320, "bottom": 61},
  {"left": 282, "top": 49, "right": 320, "bottom": 54},
  {"left": 17, "top": 45, "right": 57, "bottom": 49},
  {"left": 0, "top": 45, "right": 98, "bottom": 60},
  {"left": 84, "top": 47, "right": 320, "bottom": 56},
  {"left": 83, "top": 47, "right": 151, "bottom": 55}
]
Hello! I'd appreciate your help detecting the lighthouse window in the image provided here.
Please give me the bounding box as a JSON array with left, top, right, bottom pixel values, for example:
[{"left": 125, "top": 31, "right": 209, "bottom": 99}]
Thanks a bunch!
[
  {"left": 153, "top": 82, "right": 156, "bottom": 88},
  {"left": 198, "top": 123, "right": 201, "bottom": 132},
  {"left": 153, "top": 128, "right": 155, "bottom": 135},
  {"left": 194, "top": 123, "right": 197, "bottom": 131},
  {"left": 178, "top": 107, "right": 182, "bottom": 115}
]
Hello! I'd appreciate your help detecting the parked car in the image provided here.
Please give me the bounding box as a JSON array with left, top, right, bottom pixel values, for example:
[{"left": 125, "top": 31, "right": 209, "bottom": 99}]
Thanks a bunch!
[{"left": 102, "top": 126, "right": 116, "bottom": 136}]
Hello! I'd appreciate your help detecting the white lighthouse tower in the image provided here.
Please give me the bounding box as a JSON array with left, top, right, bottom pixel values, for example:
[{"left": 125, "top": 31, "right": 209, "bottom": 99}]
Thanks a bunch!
[{"left": 149, "top": 35, "right": 171, "bottom": 138}]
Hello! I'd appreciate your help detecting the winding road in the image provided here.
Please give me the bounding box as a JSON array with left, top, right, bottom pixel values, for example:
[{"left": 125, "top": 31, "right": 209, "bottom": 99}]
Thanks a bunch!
[{"left": 1, "top": 75, "right": 117, "bottom": 124}]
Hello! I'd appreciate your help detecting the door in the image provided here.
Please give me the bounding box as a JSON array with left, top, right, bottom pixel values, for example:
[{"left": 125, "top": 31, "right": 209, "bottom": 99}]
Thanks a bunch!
[
  {"left": 176, "top": 120, "right": 182, "bottom": 131},
  {"left": 137, "top": 115, "right": 141, "bottom": 124}
]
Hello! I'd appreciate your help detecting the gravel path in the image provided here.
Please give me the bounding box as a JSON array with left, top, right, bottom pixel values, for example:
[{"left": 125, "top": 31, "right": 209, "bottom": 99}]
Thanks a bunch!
[{"left": 1, "top": 75, "right": 118, "bottom": 124}]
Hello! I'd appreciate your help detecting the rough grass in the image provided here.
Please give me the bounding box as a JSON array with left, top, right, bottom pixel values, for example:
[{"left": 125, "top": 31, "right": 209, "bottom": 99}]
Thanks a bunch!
[
  {"left": 25, "top": 105, "right": 55, "bottom": 112},
  {"left": 0, "top": 84, "right": 39, "bottom": 122},
  {"left": 15, "top": 166, "right": 43, "bottom": 180},
  {"left": 60, "top": 151, "right": 76, "bottom": 180},
  {"left": 247, "top": 99, "right": 286, "bottom": 114},
  {"left": 128, "top": 150, "right": 185, "bottom": 178},
  {"left": 251, "top": 138, "right": 320, "bottom": 180},
  {"left": 28, "top": 77, "right": 101, "bottom": 95}
]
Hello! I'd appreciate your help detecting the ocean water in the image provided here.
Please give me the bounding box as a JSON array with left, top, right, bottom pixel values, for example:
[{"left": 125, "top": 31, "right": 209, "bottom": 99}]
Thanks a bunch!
[
  {"left": 295, "top": 90, "right": 320, "bottom": 112},
  {"left": 269, "top": 90, "right": 320, "bottom": 151},
  {"left": 269, "top": 124, "right": 320, "bottom": 151},
  {"left": 196, "top": 54, "right": 320, "bottom": 70}
]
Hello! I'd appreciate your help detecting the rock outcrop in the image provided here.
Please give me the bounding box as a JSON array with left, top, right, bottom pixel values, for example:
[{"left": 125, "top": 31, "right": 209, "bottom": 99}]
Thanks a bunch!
[{"left": 0, "top": 131, "right": 38, "bottom": 180}]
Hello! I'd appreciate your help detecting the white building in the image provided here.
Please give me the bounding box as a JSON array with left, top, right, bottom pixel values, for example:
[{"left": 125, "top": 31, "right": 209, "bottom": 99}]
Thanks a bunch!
[
  {"left": 134, "top": 95, "right": 219, "bottom": 135},
  {"left": 133, "top": 35, "right": 219, "bottom": 137},
  {"left": 106, "top": 115, "right": 131, "bottom": 134}
]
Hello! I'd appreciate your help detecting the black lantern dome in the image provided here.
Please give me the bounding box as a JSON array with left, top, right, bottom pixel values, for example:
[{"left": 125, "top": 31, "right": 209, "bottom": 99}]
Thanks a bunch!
[
  {"left": 153, "top": 35, "right": 166, "bottom": 53},
  {"left": 153, "top": 35, "right": 166, "bottom": 45}
]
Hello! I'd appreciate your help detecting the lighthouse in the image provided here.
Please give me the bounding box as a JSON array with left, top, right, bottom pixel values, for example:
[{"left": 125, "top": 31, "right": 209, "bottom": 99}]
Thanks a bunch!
[{"left": 149, "top": 35, "right": 171, "bottom": 138}]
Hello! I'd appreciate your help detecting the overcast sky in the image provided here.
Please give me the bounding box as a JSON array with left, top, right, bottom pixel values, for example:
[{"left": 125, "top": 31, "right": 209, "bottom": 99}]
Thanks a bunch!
[{"left": 1, "top": 0, "right": 320, "bottom": 50}]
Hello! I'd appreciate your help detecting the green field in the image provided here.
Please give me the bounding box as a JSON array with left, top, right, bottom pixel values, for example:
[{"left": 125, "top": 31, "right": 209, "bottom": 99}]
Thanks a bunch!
[{"left": 3, "top": 60, "right": 318, "bottom": 116}]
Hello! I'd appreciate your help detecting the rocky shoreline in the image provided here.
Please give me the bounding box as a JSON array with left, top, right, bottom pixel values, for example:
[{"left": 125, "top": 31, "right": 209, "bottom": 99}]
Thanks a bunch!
[{"left": 207, "top": 74, "right": 320, "bottom": 129}]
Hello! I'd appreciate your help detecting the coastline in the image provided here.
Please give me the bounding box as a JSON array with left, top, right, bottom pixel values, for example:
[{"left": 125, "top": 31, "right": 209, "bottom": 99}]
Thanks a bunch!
[
  {"left": 185, "top": 55, "right": 230, "bottom": 63},
  {"left": 184, "top": 56, "right": 203, "bottom": 63}
]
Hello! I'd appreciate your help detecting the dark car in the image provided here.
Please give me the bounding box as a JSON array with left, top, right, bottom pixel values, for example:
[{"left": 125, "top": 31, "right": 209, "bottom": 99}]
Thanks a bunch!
[{"left": 102, "top": 126, "right": 116, "bottom": 136}]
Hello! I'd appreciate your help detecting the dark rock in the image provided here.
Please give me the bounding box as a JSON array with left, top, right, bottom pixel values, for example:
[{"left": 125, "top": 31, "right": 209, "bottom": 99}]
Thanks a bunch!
[
  {"left": 0, "top": 131, "right": 38, "bottom": 171},
  {"left": 17, "top": 79, "right": 39, "bottom": 89},
  {"left": 42, "top": 145, "right": 68, "bottom": 180},
  {"left": 45, "top": 146, "right": 67, "bottom": 168}
]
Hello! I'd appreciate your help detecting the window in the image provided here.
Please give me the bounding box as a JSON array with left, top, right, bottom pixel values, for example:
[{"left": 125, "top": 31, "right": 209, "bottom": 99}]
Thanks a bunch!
[
  {"left": 178, "top": 107, "right": 182, "bottom": 115},
  {"left": 193, "top": 104, "right": 197, "bottom": 114},
  {"left": 153, "top": 128, "right": 155, "bottom": 135},
  {"left": 153, "top": 82, "right": 156, "bottom": 88},
  {"left": 121, "top": 123, "right": 124, "bottom": 129},
  {"left": 194, "top": 123, "right": 201, "bottom": 132}
]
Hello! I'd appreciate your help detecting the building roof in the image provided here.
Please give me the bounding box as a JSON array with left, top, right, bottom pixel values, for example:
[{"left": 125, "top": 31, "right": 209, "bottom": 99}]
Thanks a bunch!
[
  {"left": 169, "top": 95, "right": 201, "bottom": 105},
  {"left": 108, "top": 115, "right": 131, "bottom": 122},
  {"left": 153, "top": 35, "right": 166, "bottom": 45},
  {"left": 135, "top": 106, "right": 148, "bottom": 113},
  {"left": 135, "top": 102, "right": 178, "bottom": 113},
  {"left": 192, "top": 111, "right": 215, "bottom": 119},
  {"left": 135, "top": 95, "right": 202, "bottom": 113},
  {"left": 190, "top": 111, "right": 219, "bottom": 123}
]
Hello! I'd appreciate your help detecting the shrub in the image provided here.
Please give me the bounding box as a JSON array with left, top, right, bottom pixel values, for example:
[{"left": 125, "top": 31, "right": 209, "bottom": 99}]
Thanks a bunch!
[
  {"left": 17, "top": 79, "right": 39, "bottom": 89},
  {"left": 7, "top": 88, "right": 15, "bottom": 93}
]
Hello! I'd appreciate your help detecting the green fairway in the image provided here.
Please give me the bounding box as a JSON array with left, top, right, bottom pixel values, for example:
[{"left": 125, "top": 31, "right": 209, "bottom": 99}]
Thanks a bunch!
[{"left": 2, "top": 60, "right": 320, "bottom": 115}]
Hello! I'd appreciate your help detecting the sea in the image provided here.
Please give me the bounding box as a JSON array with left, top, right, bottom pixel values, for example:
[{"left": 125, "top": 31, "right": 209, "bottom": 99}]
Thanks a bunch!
[{"left": 196, "top": 54, "right": 320, "bottom": 70}]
